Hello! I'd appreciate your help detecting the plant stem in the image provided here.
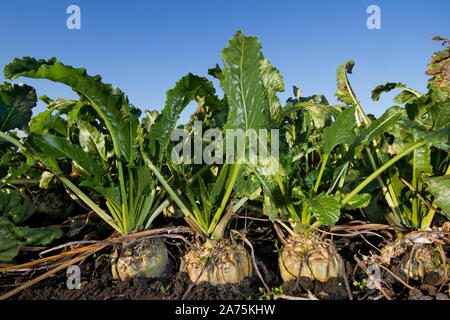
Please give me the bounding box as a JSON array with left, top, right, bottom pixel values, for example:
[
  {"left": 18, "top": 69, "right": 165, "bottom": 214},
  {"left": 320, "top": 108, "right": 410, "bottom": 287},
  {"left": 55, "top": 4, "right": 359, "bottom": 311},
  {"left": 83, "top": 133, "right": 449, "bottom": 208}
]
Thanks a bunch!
[
  {"left": 106, "top": 201, "right": 124, "bottom": 231},
  {"left": 341, "top": 140, "right": 427, "bottom": 206},
  {"left": 137, "top": 190, "right": 155, "bottom": 228},
  {"left": 145, "top": 156, "right": 207, "bottom": 234},
  {"left": 344, "top": 74, "right": 405, "bottom": 226},
  {"left": 0, "top": 131, "right": 23, "bottom": 149},
  {"left": 116, "top": 160, "right": 129, "bottom": 232},
  {"left": 313, "top": 152, "right": 329, "bottom": 194},
  {"left": 364, "top": 146, "right": 404, "bottom": 225},
  {"left": 59, "top": 176, "right": 122, "bottom": 234},
  {"left": 411, "top": 145, "right": 419, "bottom": 227},
  {"left": 5, "top": 178, "right": 40, "bottom": 185},
  {"left": 274, "top": 174, "right": 299, "bottom": 222},
  {"left": 207, "top": 163, "right": 241, "bottom": 234},
  {"left": 275, "top": 219, "right": 297, "bottom": 238},
  {"left": 128, "top": 167, "right": 134, "bottom": 226}
]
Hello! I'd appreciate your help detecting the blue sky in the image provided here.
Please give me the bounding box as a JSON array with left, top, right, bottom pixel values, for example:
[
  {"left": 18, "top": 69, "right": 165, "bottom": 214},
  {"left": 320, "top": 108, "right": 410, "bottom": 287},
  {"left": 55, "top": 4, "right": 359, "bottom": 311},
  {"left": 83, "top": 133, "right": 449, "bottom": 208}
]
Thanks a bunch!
[{"left": 0, "top": 0, "right": 449, "bottom": 123}]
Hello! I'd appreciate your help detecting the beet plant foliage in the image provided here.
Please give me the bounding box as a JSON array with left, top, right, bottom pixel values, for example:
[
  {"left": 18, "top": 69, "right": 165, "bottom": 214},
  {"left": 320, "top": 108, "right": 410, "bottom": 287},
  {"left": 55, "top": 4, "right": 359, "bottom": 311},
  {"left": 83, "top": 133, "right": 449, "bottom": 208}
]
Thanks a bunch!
[
  {"left": 0, "top": 31, "right": 448, "bottom": 289},
  {"left": 1, "top": 57, "right": 218, "bottom": 279},
  {"left": 0, "top": 82, "right": 63, "bottom": 262}
]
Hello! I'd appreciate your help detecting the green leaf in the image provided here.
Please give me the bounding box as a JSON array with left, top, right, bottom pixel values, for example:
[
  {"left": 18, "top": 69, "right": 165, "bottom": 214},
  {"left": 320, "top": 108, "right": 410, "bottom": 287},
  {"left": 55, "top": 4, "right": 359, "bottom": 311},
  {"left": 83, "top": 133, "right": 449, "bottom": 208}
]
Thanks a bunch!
[
  {"left": 29, "top": 108, "right": 66, "bottom": 135},
  {"left": 0, "top": 157, "right": 34, "bottom": 189},
  {"left": 292, "top": 186, "right": 306, "bottom": 199},
  {"left": 39, "top": 171, "right": 55, "bottom": 189},
  {"left": 335, "top": 61, "right": 355, "bottom": 105},
  {"left": 27, "top": 133, "right": 104, "bottom": 177},
  {"left": 260, "top": 58, "right": 284, "bottom": 124},
  {"left": 134, "top": 166, "right": 155, "bottom": 198},
  {"left": 0, "top": 217, "right": 62, "bottom": 262},
  {"left": 308, "top": 193, "right": 341, "bottom": 226},
  {"left": 234, "top": 169, "right": 261, "bottom": 200},
  {"left": 0, "top": 188, "right": 36, "bottom": 224},
  {"left": 141, "top": 110, "right": 159, "bottom": 132},
  {"left": 78, "top": 120, "right": 108, "bottom": 161},
  {"left": 0, "top": 82, "right": 37, "bottom": 131},
  {"left": 17, "top": 226, "right": 63, "bottom": 246},
  {"left": 210, "top": 164, "right": 229, "bottom": 204},
  {"left": 249, "top": 162, "right": 285, "bottom": 219},
  {"left": 118, "top": 107, "right": 141, "bottom": 163},
  {"left": 371, "top": 82, "right": 420, "bottom": 103},
  {"left": 263, "top": 193, "right": 279, "bottom": 220},
  {"left": 341, "top": 193, "right": 371, "bottom": 210},
  {"left": 322, "top": 105, "right": 357, "bottom": 155},
  {"left": 221, "top": 30, "right": 270, "bottom": 132},
  {"left": 410, "top": 144, "right": 433, "bottom": 178},
  {"left": 0, "top": 238, "right": 20, "bottom": 262},
  {"left": 80, "top": 180, "right": 121, "bottom": 208},
  {"left": 352, "top": 106, "right": 405, "bottom": 153},
  {"left": 146, "top": 73, "right": 211, "bottom": 163},
  {"left": 429, "top": 99, "right": 450, "bottom": 131},
  {"left": 424, "top": 175, "right": 450, "bottom": 218},
  {"left": 4, "top": 57, "right": 138, "bottom": 159},
  {"left": 365, "top": 193, "right": 387, "bottom": 223},
  {"left": 208, "top": 64, "right": 223, "bottom": 81},
  {"left": 414, "top": 124, "right": 450, "bottom": 151},
  {"left": 306, "top": 104, "right": 332, "bottom": 129}
]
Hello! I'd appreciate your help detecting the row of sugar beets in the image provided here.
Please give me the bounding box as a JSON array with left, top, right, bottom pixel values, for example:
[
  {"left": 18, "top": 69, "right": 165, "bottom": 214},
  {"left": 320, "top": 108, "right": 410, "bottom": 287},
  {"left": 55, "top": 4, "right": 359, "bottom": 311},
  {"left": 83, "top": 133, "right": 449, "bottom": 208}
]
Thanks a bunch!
[{"left": 0, "top": 32, "right": 448, "bottom": 295}]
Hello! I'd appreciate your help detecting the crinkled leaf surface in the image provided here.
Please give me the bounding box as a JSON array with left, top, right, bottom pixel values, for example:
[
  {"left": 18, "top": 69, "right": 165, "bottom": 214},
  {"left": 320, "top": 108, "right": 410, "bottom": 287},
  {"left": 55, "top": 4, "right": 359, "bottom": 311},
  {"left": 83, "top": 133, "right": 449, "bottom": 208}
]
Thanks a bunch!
[
  {"left": 424, "top": 175, "right": 450, "bottom": 218},
  {"left": 0, "top": 82, "right": 37, "bottom": 131},
  {"left": 0, "top": 238, "right": 19, "bottom": 262},
  {"left": 221, "top": 30, "right": 269, "bottom": 132},
  {"left": 352, "top": 106, "right": 405, "bottom": 152},
  {"left": 322, "top": 105, "right": 356, "bottom": 155},
  {"left": 4, "top": 57, "right": 139, "bottom": 160},
  {"left": 335, "top": 60, "right": 355, "bottom": 105},
  {"left": 0, "top": 217, "right": 63, "bottom": 262},
  {"left": 78, "top": 120, "right": 108, "bottom": 161},
  {"left": 308, "top": 193, "right": 341, "bottom": 226},
  {"left": 426, "top": 37, "right": 450, "bottom": 96},
  {"left": 371, "top": 82, "right": 420, "bottom": 104},
  {"left": 27, "top": 133, "right": 104, "bottom": 177},
  {"left": 260, "top": 58, "right": 284, "bottom": 124},
  {"left": 146, "top": 73, "right": 212, "bottom": 163},
  {"left": 0, "top": 188, "right": 36, "bottom": 223}
]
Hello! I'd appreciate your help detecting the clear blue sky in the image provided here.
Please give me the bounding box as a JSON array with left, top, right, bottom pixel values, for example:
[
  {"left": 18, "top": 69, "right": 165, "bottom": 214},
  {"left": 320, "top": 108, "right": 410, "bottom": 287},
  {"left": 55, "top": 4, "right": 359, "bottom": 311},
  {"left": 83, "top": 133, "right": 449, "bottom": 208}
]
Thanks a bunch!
[{"left": 1, "top": 0, "right": 449, "bottom": 123}]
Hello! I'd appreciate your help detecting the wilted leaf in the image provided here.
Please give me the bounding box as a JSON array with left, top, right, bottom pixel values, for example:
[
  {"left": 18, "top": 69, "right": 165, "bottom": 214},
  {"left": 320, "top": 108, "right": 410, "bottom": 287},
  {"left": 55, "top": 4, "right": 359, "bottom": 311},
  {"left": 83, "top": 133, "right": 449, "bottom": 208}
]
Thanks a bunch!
[
  {"left": 426, "top": 37, "right": 450, "bottom": 97},
  {"left": 335, "top": 61, "right": 355, "bottom": 105},
  {"left": 371, "top": 82, "right": 420, "bottom": 103}
]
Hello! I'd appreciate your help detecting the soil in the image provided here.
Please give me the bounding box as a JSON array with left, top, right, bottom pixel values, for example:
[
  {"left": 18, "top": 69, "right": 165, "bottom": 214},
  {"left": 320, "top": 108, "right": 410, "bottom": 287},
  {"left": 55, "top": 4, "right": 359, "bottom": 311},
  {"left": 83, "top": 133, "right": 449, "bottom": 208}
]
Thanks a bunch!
[{"left": 1, "top": 218, "right": 449, "bottom": 300}]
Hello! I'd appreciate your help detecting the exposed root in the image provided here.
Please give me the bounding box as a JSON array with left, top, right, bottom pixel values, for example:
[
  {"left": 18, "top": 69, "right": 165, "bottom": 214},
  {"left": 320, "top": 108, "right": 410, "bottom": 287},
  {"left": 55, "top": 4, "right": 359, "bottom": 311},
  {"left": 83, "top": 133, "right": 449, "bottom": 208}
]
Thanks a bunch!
[
  {"left": 180, "top": 239, "right": 252, "bottom": 287},
  {"left": 278, "top": 233, "right": 345, "bottom": 283},
  {"left": 357, "top": 224, "right": 450, "bottom": 299},
  {"left": 0, "top": 226, "right": 192, "bottom": 300}
]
